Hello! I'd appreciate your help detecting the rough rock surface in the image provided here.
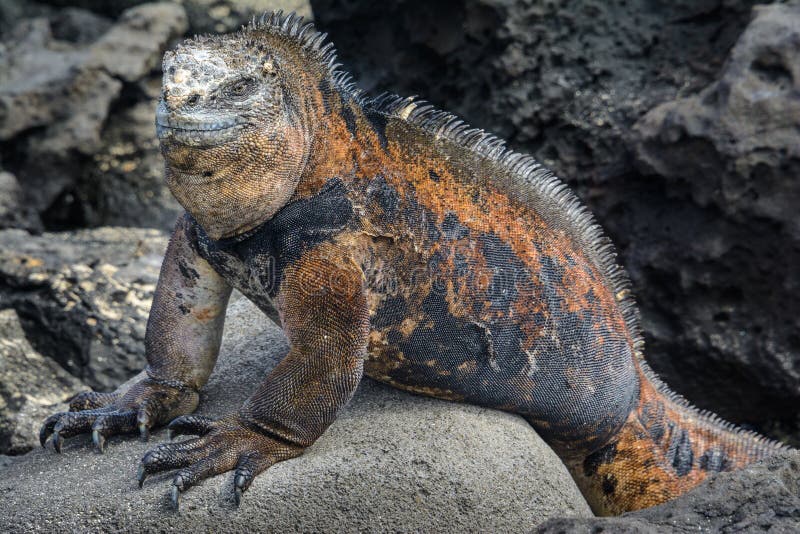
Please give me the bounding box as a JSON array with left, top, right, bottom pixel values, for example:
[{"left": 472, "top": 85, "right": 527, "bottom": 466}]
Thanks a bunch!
[
  {"left": 538, "top": 450, "right": 800, "bottom": 533},
  {"left": 39, "top": 0, "right": 313, "bottom": 34},
  {"left": 0, "top": 298, "right": 592, "bottom": 532},
  {"left": 0, "top": 227, "right": 168, "bottom": 391},
  {"left": 0, "top": 2, "right": 187, "bottom": 230},
  {"left": 0, "top": 171, "right": 41, "bottom": 231},
  {"left": 629, "top": 3, "right": 800, "bottom": 437},
  {"left": 311, "top": 0, "right": 800, "bottom": 443},
  {"left": 0, "top": 308, "right": 86, "bottom": 455}
]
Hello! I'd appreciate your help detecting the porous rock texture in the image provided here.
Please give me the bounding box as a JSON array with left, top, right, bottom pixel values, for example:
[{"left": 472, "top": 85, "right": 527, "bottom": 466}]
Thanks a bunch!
[
  {"left": 0, "top": 308, "right": 86, "bottom": 455},
  {"left": 0, "top": 171, "right": 40, "bottom": 232},
  {"left": 537, "top": 450, "right": 800, "bottom": 533},
  {"left": 0, "top": 227, "right": 168, "bottom": 397},
  {"left": 0, "top": 299, "right": 593, "bottom": 532},
  {"left": 0, "top": 2, "right": 187, "bottom": 230},
  {"left": 311, "top": 0, "right": 800, "bottom": 444}
]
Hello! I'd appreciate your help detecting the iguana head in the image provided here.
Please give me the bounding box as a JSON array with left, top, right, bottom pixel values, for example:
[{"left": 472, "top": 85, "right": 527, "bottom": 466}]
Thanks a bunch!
[{"left": 157, "top": 13, "right": 329, "bottom": 240}]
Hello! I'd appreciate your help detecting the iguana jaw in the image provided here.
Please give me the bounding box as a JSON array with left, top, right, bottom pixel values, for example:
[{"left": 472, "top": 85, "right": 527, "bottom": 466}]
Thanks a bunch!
[{"left": 156, "top": 106, "right": 249, "bottom": 148}]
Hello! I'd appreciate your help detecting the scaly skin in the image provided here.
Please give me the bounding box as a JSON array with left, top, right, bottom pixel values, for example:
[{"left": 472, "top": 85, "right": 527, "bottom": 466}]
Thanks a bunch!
[{"left": 40, "top": 12, "right": 789, "bottom": 514}]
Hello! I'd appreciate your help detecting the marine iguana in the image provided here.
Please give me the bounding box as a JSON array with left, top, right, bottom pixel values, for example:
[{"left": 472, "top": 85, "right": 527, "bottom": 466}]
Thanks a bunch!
[{"left": 39, "top": 12, "right": 788, "bottom": 515}]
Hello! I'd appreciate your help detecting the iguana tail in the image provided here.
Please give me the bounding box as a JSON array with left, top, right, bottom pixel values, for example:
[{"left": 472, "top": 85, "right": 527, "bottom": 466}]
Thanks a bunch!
[{"left": 565, "top": 360, "right": 789, "bottom": 515}]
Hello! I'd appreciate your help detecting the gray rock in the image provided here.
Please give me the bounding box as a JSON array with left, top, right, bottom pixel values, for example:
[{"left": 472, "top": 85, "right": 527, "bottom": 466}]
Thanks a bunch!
[
  {"left": 0, "top": 3, "right": 187, "bottom": 229},
  {"left": 179, "top": 0, "right": 313, "bottom": 34},
  {"left": 81, "top": 99, "right": 183, "bottom": 229},
  {"left": 627, "top": 3, "right": 800, "bottom": 438},
  {"left": 0, "top": 16, "right": 122, "bottom": 151},
  {"left": 86, "top": 3, "right": 188, "bottom": 83},
  {"left": 0, "top": 298, "right": 592, "bottom": 532},
  {"left": 39, "top": 0, "right": 313, "bottom": 32},
  {"left": 538, "top": 450, "right": 800, "bottom": 533},
  {"left": 0, "top": 171, "right": 41, "bottom": 231},
  {"left": 0, "top": 226, "right": 169, "bottom": 391},
  {"left": 0, "top": 308, "right": 86, "bottom": 455}
]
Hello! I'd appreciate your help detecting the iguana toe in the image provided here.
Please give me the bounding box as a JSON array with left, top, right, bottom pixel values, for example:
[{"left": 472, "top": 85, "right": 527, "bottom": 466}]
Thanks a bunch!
[
  {"left": 39, "top": 413, "right": 61, "bottom": 447},
  {"left": 232, "top": 451, "right": 271, "bottom": 506},
  {"left": 166, "top": 415, "right": 215, "bottom": 440},
  {"left": 91, "top": 411, "right": 137, "bottom": 452},
  {"left": 139, "top": 439, "right": 211, "bottom": 476},
  {"left": 92, "top": 429, "right": 106, "bottom": 453},
  {"left": 137, "top": 464, "right": 148, "bottom": 488}
]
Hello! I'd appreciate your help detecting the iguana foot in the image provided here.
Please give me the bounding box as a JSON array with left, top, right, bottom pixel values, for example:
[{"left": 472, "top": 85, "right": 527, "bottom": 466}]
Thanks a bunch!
[
  {"left": 40, "top": 378, "right": 199, "bottom": 453},
  {"left": 138, "top": 414, "right": 303, "bottom": 509}
]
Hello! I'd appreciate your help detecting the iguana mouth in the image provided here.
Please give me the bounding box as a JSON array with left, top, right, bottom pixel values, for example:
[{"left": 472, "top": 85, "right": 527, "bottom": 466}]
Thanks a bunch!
[
  {"left": 156, "top": 115, "right": 241, "bottom": 132},
  {"left": 156, "top": 113, "right": 247, "bottom": 146}
]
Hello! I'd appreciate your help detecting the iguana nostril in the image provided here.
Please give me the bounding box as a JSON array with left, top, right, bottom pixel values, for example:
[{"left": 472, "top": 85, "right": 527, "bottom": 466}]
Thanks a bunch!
[{"left": 187, "top": 94, "right": 200, "bottom": 106}]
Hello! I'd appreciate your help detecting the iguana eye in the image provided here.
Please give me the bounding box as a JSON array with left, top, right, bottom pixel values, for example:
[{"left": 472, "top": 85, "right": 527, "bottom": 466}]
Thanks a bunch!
[{"left": 227, "top": 78, "right": 256, "bottom": 98}]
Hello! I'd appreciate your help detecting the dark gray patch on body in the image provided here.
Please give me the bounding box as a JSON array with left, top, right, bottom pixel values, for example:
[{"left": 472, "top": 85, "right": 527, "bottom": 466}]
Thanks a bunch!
[
  {"left": 442, "top": 212, "right": 469, "bottom": 240},
  {"left": 366, "top": 175, "right": 399, "bottom": 223},
  {"left": 373, "top": 295, "right": 408, "bottom": 329},
  {"left": 667, "top": 426, "right": 694, "bottom": 476},
  {"left": 191, "top": 178, "right": 353, "bottom": 304},
  {"left": 365, "top": 110, "right": 388, "bottom": 149},
  {"left": 699, "top": 447, "right": 728, "bottom": 472},
  {"left": 453, "top": 253, "right": 469, "bottom": 278},
  {"left": 319, "top": 78, "right": 332, "bottom": 113},
  {"left": 340, "top": 102, "right": 358, "bottom": 138},
  {"left": 400, "top": 184, "right": 440, "bottom": 243},
  {"left": 478, "top": 232, "right": 527, "bottom": 313},
  {"left": 639, "top": 401, "right": 666, "bottom": 444},
  {"left": 177, "top": 260, "right": 199, "bottom": 282}
]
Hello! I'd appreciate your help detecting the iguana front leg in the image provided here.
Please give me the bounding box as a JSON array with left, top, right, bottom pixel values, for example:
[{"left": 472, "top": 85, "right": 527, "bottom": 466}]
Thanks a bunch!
[
  {"left": 138, "top": 243, "right": 369, "bottom": 508},
  {"left": 40, "top": 214, "right": 232, "bottom": 452}
]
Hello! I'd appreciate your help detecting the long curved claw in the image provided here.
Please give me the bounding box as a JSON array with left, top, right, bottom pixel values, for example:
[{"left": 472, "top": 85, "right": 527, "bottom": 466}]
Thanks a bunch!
[
  {"left": 232, "top": 451, "right": 274, "bottom": 507},
  {"left": 92, "top": 429, "right": 106, "bottom": 453},
  {"left": 234, "top": 474, "right": 246, "bottom": 507},
  {"left": 171, "top": 484, "right": 181, "bottom": 511},
  {"left": 139, "top": 423, "right": 151, "bottom": 442},
  {"left": 136, "top": 397, "right": 163, "bottom": 443},
  {"left": 52, "top": 431, "right": 62, "bottom": 453},
  {"left": 137, "top": 464, "right": 148, "bottom": 488},
  {"left": 39, "top": 414, "right": 61, "bottom": 448},
  {"left": 163, "top": 455, "right": 231, "bottom": 510}
]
